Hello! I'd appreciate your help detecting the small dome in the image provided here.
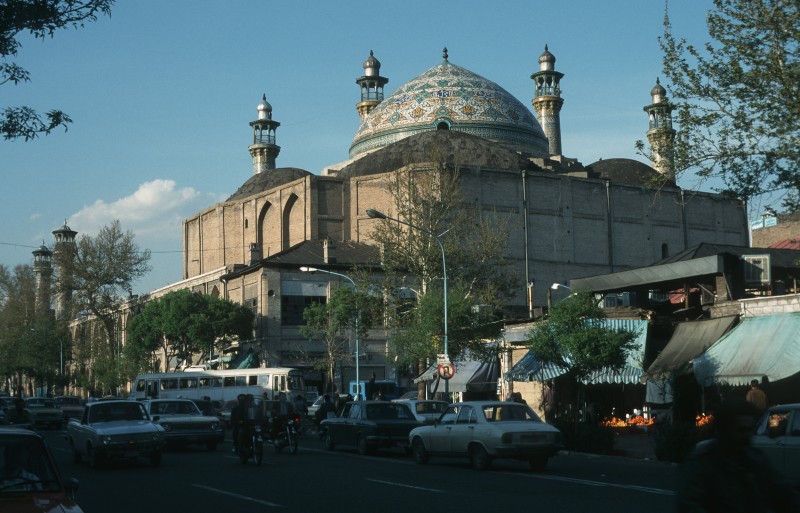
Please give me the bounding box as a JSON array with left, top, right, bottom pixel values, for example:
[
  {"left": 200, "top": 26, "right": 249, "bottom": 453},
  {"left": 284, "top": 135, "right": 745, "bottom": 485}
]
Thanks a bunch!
[
  {"left": 362, "top": 50, "right": 381, "bottom": 77},
  {"left": 650, "top": 78, "right": 667, "bottom": 103},
  {"left": 257, "top": 94, "right": 272, "bottom": 120},
  {"left": 538, "top": 45, "right": 555, "bottom": 71}
]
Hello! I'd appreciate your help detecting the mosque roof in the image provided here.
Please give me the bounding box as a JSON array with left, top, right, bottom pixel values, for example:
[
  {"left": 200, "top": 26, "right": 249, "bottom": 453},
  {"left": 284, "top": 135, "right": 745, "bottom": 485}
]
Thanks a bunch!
[
  {"left": 585, "top": 158, "right": 676, "bottom": 188},
  {"left": 339, "top": 130, "right": 534, "bottom": 178},
  {"left": 227, "top": 167, "right": 312, "bottom": 201},
  {"left": 350, "top": 57, "right": 549, "bottom": 159}
]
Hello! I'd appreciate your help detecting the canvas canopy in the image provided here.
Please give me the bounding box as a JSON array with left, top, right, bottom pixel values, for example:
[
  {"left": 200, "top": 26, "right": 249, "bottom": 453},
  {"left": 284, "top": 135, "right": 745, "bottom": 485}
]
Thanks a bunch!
[{"left": 414, "top": 358, "right": 499, "bottom": 394}]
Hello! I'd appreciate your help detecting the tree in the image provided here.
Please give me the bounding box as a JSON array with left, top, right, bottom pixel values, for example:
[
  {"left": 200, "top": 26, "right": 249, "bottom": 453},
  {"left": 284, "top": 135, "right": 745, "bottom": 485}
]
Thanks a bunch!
[
  {"left": 647, "top": 0, "right": 800, "bottom": 211},
  {"left": 299, "top": 285, "right": 376, "bottom": 394},
  {"left": 1, "top": 0, "right": 114, "bottom": 140},
  {"left": 524, "top": 292, "right": 638, "bottom": 424},
  {"left": 125, "top": 289, "right": 254, "bottom": 375},
  {"left": 369, "top": 160, "right": 515, "bottom": 376},
  {"left": 53, "top": 220, "right": 150, "bottom": 377}
]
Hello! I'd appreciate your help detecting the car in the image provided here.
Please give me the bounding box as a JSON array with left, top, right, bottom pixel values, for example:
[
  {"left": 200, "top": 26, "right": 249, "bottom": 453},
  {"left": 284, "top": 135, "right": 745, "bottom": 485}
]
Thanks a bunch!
[
  {"left": 307, "top": 395, "right": 325, "bottom": 420},
  {"left": 23, "top": 398, "right": 64, "bottom": 430},
  {"left": 396, "top": 391, "right": 420, "bottom": 401},
  {"left": 751, "top": 402, "right": 800, "bottom": 486},
  {"left": 141, "top": 399, "right": 225, "bottom": 451},
  {"left": 0, "top": 427, "right": 84, "bottom": 512},
  {"left": 54, "top": 396, "right": 85, "bottom": 421},
  {"left": 305, "top": 391, "right": 319, "bottom": 406},
  {"left": 408, "top": 401, "right": 563, "bottom": 471},
  {"left": 190, "top": 398, "right": 220, "bottom": 417},
  {"left": 67, "top": 400, "right": 165, "bottom": 468},
  {"left": 320, "top": 400, "right": 421, "bottom": 455},
  {"left": 393, "top": 399, "right": 449, "bottom": 422}
]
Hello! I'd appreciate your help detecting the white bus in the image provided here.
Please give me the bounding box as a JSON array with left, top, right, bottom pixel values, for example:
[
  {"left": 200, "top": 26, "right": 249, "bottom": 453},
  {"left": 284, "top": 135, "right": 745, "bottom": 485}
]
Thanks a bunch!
[{"left": 130, "top": 368, "right": 306, "bottom": 403}]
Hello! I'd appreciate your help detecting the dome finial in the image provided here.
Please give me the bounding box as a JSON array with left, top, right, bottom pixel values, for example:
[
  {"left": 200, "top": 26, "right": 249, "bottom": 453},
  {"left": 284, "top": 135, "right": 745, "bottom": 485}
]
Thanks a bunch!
[{"left": 442, "top": 47, "right": 448, "bottom": 62}]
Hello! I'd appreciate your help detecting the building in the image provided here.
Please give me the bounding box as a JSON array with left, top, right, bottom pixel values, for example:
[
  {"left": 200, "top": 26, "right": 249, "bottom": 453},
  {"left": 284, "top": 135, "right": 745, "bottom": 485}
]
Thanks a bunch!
[{"left": 44, "top": 47, "right": 750, "bottom": 394}]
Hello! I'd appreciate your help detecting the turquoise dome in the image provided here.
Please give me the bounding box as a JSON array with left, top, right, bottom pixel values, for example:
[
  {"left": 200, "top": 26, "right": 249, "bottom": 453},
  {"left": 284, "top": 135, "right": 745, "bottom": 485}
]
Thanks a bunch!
[{"left": 350, "top": 60, "right": 549, "bottom": 158}]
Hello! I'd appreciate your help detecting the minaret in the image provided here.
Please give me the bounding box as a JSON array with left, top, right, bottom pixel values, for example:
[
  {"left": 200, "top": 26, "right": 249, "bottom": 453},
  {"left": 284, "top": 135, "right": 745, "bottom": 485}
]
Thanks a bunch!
[
  {"left": 355, "top": 50, "right": 388, "bottom": 120},
  {"left": 52, "top": 220, "right": 77, "bottom": 320},
  {"left": 531, "top": 45, "right": 564, "bottom": 156},
  {"left": 248, "top": 94, "right": 281, "bottom": 174},
  {"left": 644, "top": 78, "right": 676, "bottom": 181},
  {"left": 32, "top": 241, "right": 53, "bottom": 316}
]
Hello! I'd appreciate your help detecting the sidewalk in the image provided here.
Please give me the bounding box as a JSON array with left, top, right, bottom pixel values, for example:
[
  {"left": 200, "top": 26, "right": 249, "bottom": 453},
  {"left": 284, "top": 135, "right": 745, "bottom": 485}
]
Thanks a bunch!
[{"left": 612, "top": 432, "right": 657, "bottom": 459}]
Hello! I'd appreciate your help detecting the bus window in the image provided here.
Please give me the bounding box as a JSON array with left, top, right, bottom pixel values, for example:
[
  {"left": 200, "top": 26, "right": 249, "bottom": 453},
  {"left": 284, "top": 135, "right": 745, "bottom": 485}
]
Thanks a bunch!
[
  {"left": 135, "top": 380, "right": 145, "bottom": 392},
  {"left": 179, "top": 377, "right": 197, "bottom": 389},
  {"left": 200, "top": 377, "right": 222, "bottom": 388},
  {"left": 257, "top": 375, "right": 270, "bottom": 387},
  {"left": 247, "top": 375, "right": 258, "bottom": 386},
  {"left": 235, "top": 376, "right": 246, "bottom": 387},
  {"left": 161, "top": 378, "right": 178, "bottom": 390},
  {"left": 223, "top": 376, "right": 235, "bottom": 387}
]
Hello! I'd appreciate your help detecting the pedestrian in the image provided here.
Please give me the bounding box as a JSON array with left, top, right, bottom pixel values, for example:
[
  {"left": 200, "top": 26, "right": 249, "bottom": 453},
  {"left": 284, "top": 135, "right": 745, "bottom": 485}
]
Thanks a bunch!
[
  {"left": 230, "top": 394, "right": 247, "bottom": 454},
  {"left": 746, "top": 379, "right": 768, "bottom": 413},
  {"left": 539, "top": 380, "right": 555, "bottom": 423},
  {"left": 676, "top": 398, "right": 800, "bottom": 513}
]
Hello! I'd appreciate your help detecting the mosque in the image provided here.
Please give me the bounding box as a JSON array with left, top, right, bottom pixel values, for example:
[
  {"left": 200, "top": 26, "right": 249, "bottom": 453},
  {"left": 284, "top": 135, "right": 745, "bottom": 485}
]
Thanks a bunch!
[{"left": 35, "top": 47, "right": 750, "bottom": 390}]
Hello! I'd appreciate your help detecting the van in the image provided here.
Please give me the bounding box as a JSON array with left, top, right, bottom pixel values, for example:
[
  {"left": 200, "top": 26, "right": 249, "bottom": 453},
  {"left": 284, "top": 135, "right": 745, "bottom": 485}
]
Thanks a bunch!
[{"left": 349, "top": 379, "right": 400, "bottom": 401}]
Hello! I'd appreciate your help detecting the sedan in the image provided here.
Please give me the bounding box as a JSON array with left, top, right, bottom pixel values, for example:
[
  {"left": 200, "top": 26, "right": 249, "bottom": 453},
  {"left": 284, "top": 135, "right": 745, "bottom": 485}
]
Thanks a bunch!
[
  {"left": 751, "top": 402, "right": 800, "bottom": 486},
  {"left": 393, "top": 399, "right": 449, "bottom": 422},
  {"left": 141, "top": 399, "right": 225, "bottom": 451},
  {"left": 321, "top": 401, "right": 421, "bottom": 455},
  {"left": 409, "top": 401, "right": 563, "bottom": 471}
]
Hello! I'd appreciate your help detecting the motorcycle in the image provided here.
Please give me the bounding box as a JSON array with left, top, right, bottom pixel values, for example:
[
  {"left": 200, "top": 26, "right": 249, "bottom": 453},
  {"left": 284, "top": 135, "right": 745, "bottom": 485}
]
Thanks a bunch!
[
  {"left": 266, "top": 415, "right": 300, "bottom": 454},
  {"left": 238, "top": 422, "right": 264, "bottom": 465}
]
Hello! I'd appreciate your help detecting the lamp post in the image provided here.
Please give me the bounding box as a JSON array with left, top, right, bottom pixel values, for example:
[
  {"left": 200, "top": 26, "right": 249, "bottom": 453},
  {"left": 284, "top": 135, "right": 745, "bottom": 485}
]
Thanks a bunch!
[
  {"left": 300, "top": 266, "right": 362, "bottom": 399},
  {"left": 548, "top": 283, "right": 572, "bottom": 313},
  {"left": 365, "top": 208, "right": 450, "bottom": 398}
]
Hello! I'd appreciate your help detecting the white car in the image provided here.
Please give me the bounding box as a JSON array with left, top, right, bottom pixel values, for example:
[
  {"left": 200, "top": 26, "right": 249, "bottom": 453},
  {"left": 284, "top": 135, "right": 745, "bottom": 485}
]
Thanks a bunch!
[
  {"left": 751, "top": 402, "right": 800, "bottom": 487},
  {"left": 408, "top": 401, "right": 563, "bottom": 471},
  {"left": 393, "top": 399, "right": 449, "bottom": 422},
  {"left": 141, "top": 399, "right": 225, "bottom": 451}
]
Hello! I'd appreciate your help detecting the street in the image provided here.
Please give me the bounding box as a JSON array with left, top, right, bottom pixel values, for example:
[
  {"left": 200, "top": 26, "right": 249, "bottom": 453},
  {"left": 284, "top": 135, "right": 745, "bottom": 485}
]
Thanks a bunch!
[{"left": 42, "top": 428, "right": 680, "bottom": 512}]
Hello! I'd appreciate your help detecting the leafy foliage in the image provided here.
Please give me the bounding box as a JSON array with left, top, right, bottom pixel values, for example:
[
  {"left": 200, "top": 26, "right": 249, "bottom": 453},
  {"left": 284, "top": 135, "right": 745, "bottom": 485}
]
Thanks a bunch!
[
  {"left": 525, "top": 292, "right": 638, "bottom": 384},
  {"left": 647, "top": 0, "right": 800, "bottom": 211},
  {"left": 125, "top": 289, "right": 254, "bottom": 375},
  {"left": 1, "top": 0, "right": 114, "bottom": 140}
]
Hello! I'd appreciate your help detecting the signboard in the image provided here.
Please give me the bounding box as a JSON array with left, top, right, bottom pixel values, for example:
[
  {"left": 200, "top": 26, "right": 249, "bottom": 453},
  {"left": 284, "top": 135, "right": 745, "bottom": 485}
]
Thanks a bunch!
[{"left": 437, "top": 363, "right": 455, "bottom": 380}]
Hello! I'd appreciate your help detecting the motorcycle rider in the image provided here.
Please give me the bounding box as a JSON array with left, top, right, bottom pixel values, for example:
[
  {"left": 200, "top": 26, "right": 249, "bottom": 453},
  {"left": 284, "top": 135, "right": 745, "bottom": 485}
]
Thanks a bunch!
[{"left": 270, "top": 392, "right": 295, "bottom": 440}]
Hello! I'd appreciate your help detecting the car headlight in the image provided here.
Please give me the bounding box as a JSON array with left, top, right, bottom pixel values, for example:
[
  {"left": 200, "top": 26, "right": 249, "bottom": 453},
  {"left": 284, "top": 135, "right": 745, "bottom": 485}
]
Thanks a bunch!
[
  {"left": 102, "top": 435, "right": 112, "bottom": 445},
  {"left": 211, "top": 421, "right": 221, "bottom": 430},
  {"left": 161, "top": 423, "right": 171, "bottom": 431}
]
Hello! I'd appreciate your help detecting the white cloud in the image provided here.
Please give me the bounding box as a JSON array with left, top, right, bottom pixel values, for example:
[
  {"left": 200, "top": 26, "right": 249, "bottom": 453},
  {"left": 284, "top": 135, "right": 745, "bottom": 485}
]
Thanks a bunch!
[{"left": 69, "top": 179, "right": 205, "bottom": 247}]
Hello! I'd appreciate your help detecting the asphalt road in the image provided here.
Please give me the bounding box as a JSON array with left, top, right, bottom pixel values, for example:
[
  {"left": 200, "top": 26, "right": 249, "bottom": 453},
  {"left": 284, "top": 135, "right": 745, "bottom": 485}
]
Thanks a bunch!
[{"left": 43, "top": 429, "right": 680, "bottom": 513}]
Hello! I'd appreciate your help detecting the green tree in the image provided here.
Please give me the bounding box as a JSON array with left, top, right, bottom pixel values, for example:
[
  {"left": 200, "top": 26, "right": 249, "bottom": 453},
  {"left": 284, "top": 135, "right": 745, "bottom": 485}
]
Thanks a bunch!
[
  {"left": 1, "top": 0, "right": 114, "bottom": 140},
  {"left": 125, "top": 289, "right": 254, "bottom": 375},
  {"left": 647, "top": 0, "right": 800, "bottom": 211},
  {"left": 525, "top": 292, "right": 638, "bottom": 423},
  {"left": 54, "top": 220, "right": 150, "bottom": 354},
  {"left": 369, "top": 161, "right": 514, "bottom": 380},
  {"left": 299, "top": 285, "right": 376, "bottom": 394}
]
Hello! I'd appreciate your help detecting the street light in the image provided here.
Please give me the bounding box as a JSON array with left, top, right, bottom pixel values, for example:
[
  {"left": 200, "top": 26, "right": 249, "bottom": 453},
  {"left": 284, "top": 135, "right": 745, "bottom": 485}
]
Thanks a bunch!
[
  {"left": 300, "top": 266, "right": 363, "bottom": 399},
  {"left": 547, "top": 283, "right": 572, "bottom": 312},
  {"left": 365, "top": 208, "right": 450, "bottom": 397}
]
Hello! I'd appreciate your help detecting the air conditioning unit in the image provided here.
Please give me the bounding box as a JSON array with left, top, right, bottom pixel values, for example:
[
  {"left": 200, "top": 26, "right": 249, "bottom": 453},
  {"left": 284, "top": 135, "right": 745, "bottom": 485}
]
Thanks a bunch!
[{"left": 742, "top": 254, "right": 771, "bottom": 285}]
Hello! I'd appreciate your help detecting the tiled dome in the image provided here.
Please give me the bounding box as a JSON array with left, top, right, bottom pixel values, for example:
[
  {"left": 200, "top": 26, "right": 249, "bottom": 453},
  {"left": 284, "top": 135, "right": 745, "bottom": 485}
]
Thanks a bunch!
[{"left": 350, "top": 59, "right": 549, "bottom": 158}]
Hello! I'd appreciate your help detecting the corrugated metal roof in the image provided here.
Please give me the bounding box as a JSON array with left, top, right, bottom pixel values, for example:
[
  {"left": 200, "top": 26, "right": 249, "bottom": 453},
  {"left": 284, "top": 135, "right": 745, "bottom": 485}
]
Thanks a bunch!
[{"left": 693, "top": 313, "right": 800, "bottom": 386}]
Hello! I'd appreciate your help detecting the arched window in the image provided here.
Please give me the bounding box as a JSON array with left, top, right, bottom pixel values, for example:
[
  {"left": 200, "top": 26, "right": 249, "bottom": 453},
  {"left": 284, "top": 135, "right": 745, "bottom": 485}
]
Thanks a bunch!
[
  {"left": 661, "top": 243, "right": 669, "bottom": 259},
  {"left": 436, "top": 120, "right": 450, "bottom": 130}
]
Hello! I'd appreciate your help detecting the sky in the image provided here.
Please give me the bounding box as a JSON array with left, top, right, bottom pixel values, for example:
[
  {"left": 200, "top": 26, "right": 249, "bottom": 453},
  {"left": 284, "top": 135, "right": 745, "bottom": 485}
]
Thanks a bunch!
[{"left": 2, "top": 0, "right": 717, "bottom": 295}]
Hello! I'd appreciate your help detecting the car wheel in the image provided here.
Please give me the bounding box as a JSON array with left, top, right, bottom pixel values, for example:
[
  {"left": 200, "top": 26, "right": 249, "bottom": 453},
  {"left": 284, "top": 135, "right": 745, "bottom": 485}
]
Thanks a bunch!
[
  {"left": 469, "top": 444, "right": 491, "bottom": 470},
  {"left": 529, "top": 455, "right": 548, "bottom": 471},
  {"left": 357, "top": 434, "right": 370, "bottom": 455},
  {"left": 412, "top": 438, "right": 429, "bottom": 464},
  {"left": 150, "top": 450, "right": 162, "bottom": 467},
  {"left": 87, "top": 444, "right": 102, "bottom": 469},
  {"left": 324, "top": 431, "right": 335, "bottom": 451}
]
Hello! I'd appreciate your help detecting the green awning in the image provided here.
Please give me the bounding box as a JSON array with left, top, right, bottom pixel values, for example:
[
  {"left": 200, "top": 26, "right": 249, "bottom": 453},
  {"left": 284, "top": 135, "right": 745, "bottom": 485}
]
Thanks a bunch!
[{"left": 693, "top": 313, "right": 800, "bottom": 386}]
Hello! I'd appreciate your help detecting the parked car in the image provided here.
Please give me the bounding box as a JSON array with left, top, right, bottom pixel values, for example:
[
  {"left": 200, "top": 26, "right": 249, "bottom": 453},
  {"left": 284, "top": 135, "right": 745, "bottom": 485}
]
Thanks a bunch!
[
  {"left": 751, "top": 402, "right": 800, "bottom": 486},
  {"left": 321, "top": 400, "right": 421, "bottom": 455},
  {"left": 55, "top": 396, "right": 85, "bottom": 421},
  {"left": 408, "top": 401, "right": 563, "bottom": 470},
  {"left": 141, "top": 399, "right": 225, "bottom": 451},
  {"left": 393, "top": 399, "right": 449, "bottom": 422},
  {"left": 24, "top": 398, "right": 64, "bottom": 430},
  {"left": 67, "top": 400, "right": 164, "bottom": 468},
  {"left": 396, "top": 391, "right": 420, "bottom": 401},
  {"left": 0, "top": 427, "right": 84, "bottom": 512},
  {"left": 190, "top": 398, "right": 221, "bottom": 417}
]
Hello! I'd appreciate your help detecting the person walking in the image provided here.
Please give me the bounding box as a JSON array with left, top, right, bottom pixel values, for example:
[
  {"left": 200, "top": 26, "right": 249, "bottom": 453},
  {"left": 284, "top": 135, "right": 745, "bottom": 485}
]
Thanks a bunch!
[
  {"left": 746, "top": 379, "right": 768, "bottom": 413},
  {"left": 539, "top": 381, "right": 556, "bottom": 423}
]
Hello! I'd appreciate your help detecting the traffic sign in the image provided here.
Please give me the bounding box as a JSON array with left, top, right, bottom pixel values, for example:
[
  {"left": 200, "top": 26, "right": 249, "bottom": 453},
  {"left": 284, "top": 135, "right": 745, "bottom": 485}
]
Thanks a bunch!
[{"left": 437, "top": 363, "right": 455, "bottom": 380}]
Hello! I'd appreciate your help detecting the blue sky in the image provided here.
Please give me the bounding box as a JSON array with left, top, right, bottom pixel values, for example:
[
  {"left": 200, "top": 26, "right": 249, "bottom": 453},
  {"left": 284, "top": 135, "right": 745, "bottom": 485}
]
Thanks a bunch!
[{"left": 2, "top": 0, "right": 716, "bottom": 294}]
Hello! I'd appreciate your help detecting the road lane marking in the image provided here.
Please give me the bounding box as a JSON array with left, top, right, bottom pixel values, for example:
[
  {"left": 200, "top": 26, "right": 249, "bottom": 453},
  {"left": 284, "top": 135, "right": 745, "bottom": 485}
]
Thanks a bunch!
[
  {"left": 367, "top": 478, "right": 444, "bottom": 493},
  {"left": 193, "top": 484, "right": 282, "bottom": 507},
  {"left": 500, "top": 472, "right": 675, "bottom": 496}
]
